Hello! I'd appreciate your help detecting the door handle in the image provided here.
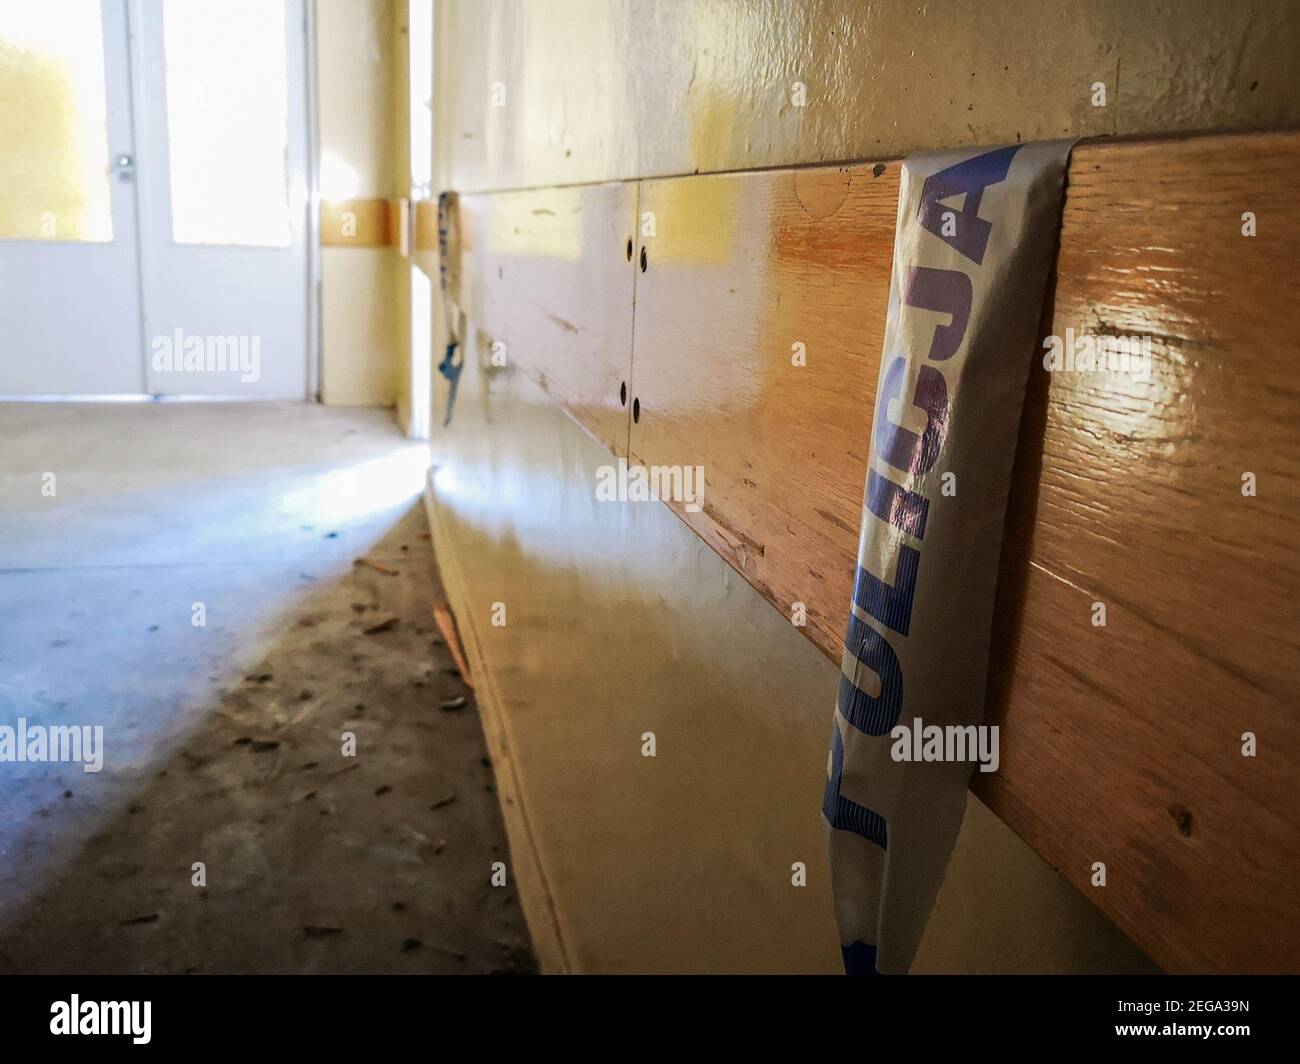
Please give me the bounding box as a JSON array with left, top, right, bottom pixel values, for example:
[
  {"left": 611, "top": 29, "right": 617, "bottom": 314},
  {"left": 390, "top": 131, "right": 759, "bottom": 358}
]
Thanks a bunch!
[{"left": 113, "top": 153, "right": 135, "bottom": 182}]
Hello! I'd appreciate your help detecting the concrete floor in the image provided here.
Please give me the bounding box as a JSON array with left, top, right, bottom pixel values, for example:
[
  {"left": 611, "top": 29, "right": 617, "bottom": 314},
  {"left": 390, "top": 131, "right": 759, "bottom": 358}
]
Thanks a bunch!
[{"left": 0, "top": 401, "right": 534, "bottom": 974}]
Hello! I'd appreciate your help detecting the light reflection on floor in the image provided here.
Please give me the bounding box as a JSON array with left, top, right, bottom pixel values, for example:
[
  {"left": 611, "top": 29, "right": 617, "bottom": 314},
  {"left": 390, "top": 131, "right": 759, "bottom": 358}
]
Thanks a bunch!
[{"left": 0, "top": 401, "right": 430, "bottom": 919}]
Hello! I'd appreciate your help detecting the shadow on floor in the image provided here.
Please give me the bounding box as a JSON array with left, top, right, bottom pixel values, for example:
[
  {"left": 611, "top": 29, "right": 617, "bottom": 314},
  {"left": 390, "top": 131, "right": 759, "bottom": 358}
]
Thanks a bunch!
[{"left": 0, "top": 504, "right": 535, "bottom": 974}]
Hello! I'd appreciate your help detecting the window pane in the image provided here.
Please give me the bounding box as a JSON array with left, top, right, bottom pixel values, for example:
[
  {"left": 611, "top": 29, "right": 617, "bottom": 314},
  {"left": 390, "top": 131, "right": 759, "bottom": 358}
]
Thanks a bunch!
[
  {"left": 164, "top": 0, "right": 290, "bottom": 247},
  {"left": 0, "top": 0, "right": 113, "bottom": 242}
]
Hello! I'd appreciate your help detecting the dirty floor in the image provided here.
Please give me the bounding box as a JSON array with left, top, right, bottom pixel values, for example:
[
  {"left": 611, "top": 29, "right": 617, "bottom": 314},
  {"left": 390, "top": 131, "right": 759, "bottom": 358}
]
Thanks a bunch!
[{"left": 0, "top": 401, "right": 534, "bottom": 974}]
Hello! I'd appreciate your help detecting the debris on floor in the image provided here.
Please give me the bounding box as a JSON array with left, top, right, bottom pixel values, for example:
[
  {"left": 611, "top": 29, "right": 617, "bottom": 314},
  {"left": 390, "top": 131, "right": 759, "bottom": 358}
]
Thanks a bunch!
[{"left": 0, "top": 502, "right": 535, "bottom": 975}]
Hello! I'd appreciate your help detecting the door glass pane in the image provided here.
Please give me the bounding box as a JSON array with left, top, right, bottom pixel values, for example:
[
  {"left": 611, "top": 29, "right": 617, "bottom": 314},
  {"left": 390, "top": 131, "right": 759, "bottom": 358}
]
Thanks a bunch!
[
  {"left": 163, "top": 0, "right": 290, "bottom": 247},
  {"left": 0, "top": 1, "right": 113, "bottom": 242}
]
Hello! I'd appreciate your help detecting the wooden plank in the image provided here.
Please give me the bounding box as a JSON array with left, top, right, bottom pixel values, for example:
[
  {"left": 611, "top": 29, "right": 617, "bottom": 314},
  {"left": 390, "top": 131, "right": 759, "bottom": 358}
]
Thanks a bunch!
[
  {"left": 628, "top": 163, "right": 896, "bottom": 655},
  {"left": 423, "top": 477, "right": 571, "bottom": 973},
  {"left": 412, "top": 199, "right": 439, "bottom": 284},
  {"left": 414, "top": 198, "right": 439, "bottom": 252},
  {"left": 622, "top": 130, "right": 1300, "bottom": 972},
  {"left": 980, "top": 131, "right": 1300, "bottom": 973},
  {"left": 450, "top": 184, "right": 637, "bottom": 455},
  {"left": 319, "top": 197, "right": 405, "bottom": 247}
]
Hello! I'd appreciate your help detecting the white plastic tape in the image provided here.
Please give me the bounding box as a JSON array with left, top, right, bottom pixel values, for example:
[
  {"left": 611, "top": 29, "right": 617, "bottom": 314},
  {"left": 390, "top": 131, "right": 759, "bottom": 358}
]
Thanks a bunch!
[{"left": 824, "top": 140, "right": 1074, "bottom": 975}]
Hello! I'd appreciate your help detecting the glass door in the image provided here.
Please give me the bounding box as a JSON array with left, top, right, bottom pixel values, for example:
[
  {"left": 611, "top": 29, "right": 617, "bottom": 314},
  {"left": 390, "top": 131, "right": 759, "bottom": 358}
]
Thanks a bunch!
[
  {"left": 0, "top": 0, "right": 145, "bottom": 396},
  {"left": 0, "top": 0, "right": 311, "bottom": 398},
  {"left": 133, "top": 0, "right": 309, "bottom": 398}
]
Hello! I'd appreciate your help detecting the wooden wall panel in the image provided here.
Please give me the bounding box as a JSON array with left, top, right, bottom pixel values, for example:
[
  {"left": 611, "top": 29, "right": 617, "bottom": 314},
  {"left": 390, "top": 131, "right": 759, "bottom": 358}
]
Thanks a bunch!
[
  {"left": 450, "top": 129, "right": 1300, "bottom": 972},
  {"left": 451, "top": 185, "right": 637, "bottom": 455},
  {"left": 979, "top": 131, "right": 1300, "bottom": 973},
  {"left": 623, "top": 130, "right": 1300, "bottom": 972},
  {"left": 320, "top": 197, "right": 405, "bottom": 247},
  {"left": 626, "top": 163, "right": 898, "bottom": 656}
]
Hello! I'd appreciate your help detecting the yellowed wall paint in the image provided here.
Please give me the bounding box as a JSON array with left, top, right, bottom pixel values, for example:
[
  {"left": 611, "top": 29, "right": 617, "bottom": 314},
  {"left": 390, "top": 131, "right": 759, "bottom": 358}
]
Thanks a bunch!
[
  {"left": 316, "top": 0, "right": 405, "bottom": 407},
  {"left": 320, "top": 247, "right": 402, "bottom": 406},
  {"left": 438, "top": 0, "right": 1300, "bottom": 193},
  {"left": 317, "top": 0, "right": 402, "bottom": 198}
]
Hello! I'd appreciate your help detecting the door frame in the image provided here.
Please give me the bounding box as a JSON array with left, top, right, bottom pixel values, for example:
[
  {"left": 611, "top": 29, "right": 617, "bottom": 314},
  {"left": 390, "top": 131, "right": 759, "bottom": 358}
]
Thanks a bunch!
[
  {"left": 304, "top": 0, "right": 322, "bottom": 400},
  {"left": 405, "top": 0, "right": 434, "bottom": 439}
]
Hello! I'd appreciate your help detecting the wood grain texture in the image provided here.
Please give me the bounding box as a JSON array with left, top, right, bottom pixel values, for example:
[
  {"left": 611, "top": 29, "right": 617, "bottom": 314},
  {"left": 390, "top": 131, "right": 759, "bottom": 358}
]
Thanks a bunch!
[
  {"left": 450, "top": 184, "right": 637, "bottom": 455},
  {"left": 627, "top": 163, "right": 898, "bottom": 656},
  {"left": 979, "top": 131, "right": 1300, "bottom": 973},
  {"left": 627, "top": 131, "right": 1300, "bottom": 973},
  {"left": 452, "top": 130, "right": 1300, "bottom": 972}
]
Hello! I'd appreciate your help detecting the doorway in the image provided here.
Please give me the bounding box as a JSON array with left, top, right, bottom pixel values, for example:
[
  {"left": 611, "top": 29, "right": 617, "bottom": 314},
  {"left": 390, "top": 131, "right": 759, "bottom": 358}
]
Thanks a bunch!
[{"left": 0, "top": 0, "right": 312, "bottom": 399}]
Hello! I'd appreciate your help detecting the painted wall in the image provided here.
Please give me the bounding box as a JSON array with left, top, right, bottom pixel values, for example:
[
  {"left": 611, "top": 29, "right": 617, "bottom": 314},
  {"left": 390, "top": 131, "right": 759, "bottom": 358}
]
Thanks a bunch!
[
  {"left": 428, "top": 0, "right": 1299, "bottom": 971},
  {"left": 436, "top": 0, "right": 1300, "bottom": 192},
  {"left": 316, "top": 0, "right": 406, "bottom": 407}
]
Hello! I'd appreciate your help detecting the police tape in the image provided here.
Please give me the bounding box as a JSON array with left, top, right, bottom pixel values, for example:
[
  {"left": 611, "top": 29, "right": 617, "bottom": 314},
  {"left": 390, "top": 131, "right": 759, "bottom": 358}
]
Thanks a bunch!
[{"left": 824, "top": 140, "right": 1075, "bottom": 975}]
